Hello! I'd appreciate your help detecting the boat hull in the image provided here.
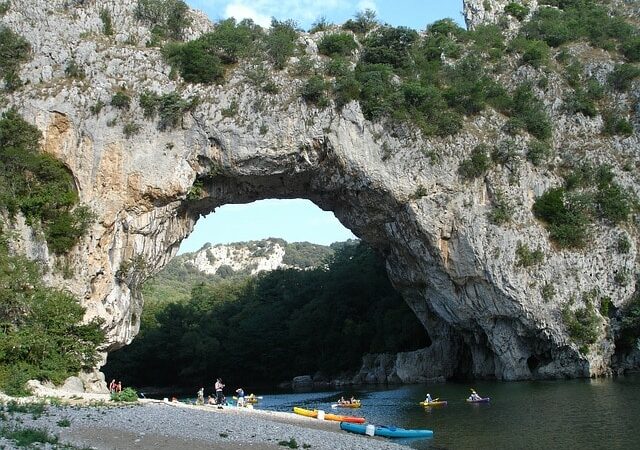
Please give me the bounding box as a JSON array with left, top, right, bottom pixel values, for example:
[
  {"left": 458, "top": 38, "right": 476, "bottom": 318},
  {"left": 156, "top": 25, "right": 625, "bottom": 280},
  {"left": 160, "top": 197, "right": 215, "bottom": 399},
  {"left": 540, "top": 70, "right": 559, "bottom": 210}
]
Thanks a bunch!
[
  {"left": 419, "top": 401, "right": 447, "bottom": 407},
  {"left": 340, "top": 422, "right": 433, "bottom": 438},
  {"left": 293, "top": 407, "right": 365, "bottom": 423},
  {"left": 466, "top": 397, "right": 490, "bottom": 403}
]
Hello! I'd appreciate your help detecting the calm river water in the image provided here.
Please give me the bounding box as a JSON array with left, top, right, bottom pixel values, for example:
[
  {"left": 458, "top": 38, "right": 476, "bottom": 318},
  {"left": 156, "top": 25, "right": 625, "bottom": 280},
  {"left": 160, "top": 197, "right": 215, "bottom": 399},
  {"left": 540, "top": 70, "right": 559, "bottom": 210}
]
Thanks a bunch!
[{"left": 211, "top": 374, "right": 640, "bottom": 450}]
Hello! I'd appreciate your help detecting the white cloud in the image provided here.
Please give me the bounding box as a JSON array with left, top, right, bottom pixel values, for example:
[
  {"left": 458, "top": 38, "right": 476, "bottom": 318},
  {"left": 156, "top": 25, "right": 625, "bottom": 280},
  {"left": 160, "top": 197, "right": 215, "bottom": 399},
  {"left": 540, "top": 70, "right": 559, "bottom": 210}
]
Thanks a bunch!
[
  {"left": 193, "top": 0, "right": 357, "bottom": 27},
  {"left": 224, "top": 3, "right": 272, "bottom": 27}
]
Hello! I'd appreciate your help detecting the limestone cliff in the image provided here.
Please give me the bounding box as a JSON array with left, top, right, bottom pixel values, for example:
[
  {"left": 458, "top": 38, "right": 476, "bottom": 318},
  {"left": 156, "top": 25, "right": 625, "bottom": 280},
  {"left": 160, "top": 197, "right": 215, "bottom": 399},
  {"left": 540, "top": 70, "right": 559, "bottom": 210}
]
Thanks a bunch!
[{"left": 2, "top": 0, "right": 639, "bottom": 388}]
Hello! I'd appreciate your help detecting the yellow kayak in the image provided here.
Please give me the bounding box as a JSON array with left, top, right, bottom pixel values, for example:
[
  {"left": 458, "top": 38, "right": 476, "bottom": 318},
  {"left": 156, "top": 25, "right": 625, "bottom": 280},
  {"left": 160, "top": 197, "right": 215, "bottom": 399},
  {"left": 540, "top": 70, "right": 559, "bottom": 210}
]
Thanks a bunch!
[
  {"left": 293, "top": 407, "right": 365, "bottom": 423},
  {"left": 419, "top": 400, "right": 448, "bottom": 407},
  {"left": 336, "top": 401, "right": 361, "bottom": 408}
]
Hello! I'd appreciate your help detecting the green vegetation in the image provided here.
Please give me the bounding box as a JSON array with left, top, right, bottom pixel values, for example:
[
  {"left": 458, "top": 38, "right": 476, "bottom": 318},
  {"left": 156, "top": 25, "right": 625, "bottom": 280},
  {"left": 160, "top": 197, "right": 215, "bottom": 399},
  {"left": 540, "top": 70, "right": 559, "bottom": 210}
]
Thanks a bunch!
[
  {"left": 488, "top": 189, "right": 512, "bottom": 225},
  {"left": 342, "top": 9, "right": 377, "bottom": 35},
  {"left": 459, "top": 144, "right": 491, "bottom": 179},
  {"left": 104, "top": 242, "right": 429, "bottom": 387},
  {"left": 507, "top": 83, "right": 552, "bottom": 141},
  {"left": 110, "top": 387, "right": 138, "bottom": 402},
  {"left": 278, "top": 438, "right": 299, "bottom": 449},
  {"left": 135, "top": 0, "right": 191, "bottom": 43},
  {"left": 0, "top": 426, "right": 59, "bottom": 447},
  {"left": 0, "top": 2, "right": 10, "bottom": 16},
  {"left": 619, "top": 291, "right": 640, "bottom": 350},
  {"left": 617, "top": 235, "right": 631, "bottom": 254},
  {"left": 139, "top": 91, "right": 199, "bottom": 129},
  {"left": 504, "top": 2, "right": 529, "bottom": 21},
  {"left": 266, "top": 19, "right": 299, "bottom": 70},
  {"left": 123, "top": 121, "right": 141, "bottom": 138},
  {"left": 541, "top": 282, "right": 555, "bottom": 302},
  {"left": 526, "top": 140, "right": 552, "bottom": 166},
  {"left": 0, "top": 26, "right": 31, "bottom": 91},
  {"left": 562, "top": 292, "right": 601, "bottom": 354},
  {"left": 100, "top": 8, "right": 114, "bottom": 36},
  {"left": 111, "top": 90, "right": 131, "bottom": 110},
  {"left": 608, "top": 64, "right": 640, "bottom": 92},
  {"left": 515, "top": 242, "right": 544, "bottom": 267},
  {"left": 57, "top": 418, "right": 71, "bottom": 427},
  {"left": 522, "top": 1, "right": 638, "bottom": 56},
  {"left": 0, "top": 110, "right": 95, "bottom": 254},
  {"left": 602, "top": 111, "right": 633, "bottom": 136},
  {"left": 0, "top": 232, "right": 104, "bottom": 395},
  {"left": 533, "top": 165, "right": 633, "bottom": 248},
  {"left": 300, "top": 75, "right": 328, "bottom": 106},
  {"left": 318, "top": 33, "right": 358, "bottom": 57},
  {"left": 64, "top": 59, "right": 85, "bottom": 80}
]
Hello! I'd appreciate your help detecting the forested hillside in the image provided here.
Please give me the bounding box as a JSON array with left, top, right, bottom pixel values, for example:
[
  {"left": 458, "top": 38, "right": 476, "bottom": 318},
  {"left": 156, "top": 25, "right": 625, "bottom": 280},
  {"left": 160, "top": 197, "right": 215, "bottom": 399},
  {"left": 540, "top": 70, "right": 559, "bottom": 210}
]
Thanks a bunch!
[{"left": 104, "top": 241, "right": 429, "bottom": 388}]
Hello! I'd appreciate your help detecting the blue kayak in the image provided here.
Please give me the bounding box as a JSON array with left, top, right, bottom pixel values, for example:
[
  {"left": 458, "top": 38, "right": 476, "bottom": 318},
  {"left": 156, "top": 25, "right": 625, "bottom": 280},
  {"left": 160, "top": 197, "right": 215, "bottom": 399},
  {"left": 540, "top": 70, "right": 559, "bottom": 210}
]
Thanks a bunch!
[{"left": 340, "top": 422, "right": 433, "bottom": 438}]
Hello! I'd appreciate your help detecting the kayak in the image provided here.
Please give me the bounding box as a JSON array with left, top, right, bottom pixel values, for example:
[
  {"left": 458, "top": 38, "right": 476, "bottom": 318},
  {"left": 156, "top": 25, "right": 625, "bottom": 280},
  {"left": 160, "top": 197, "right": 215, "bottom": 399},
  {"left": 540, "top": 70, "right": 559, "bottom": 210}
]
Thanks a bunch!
[
  {"left": 336, "top": 401, "right": 361, "bottom": 408},
  {"left": 340, "top": 422, "right": 433, "bottom": 438},
  {"left": 246, "top": 397, "right": 259, "bottom": 404},
  {"left": 293, "top": 407, "right": 366, "bottom": 424},
  {"left": 466, "top": 397, "right": 490, "bottom": 403},
  {"left": 419, "top": 400, "right": 447, "bottom": 407}
]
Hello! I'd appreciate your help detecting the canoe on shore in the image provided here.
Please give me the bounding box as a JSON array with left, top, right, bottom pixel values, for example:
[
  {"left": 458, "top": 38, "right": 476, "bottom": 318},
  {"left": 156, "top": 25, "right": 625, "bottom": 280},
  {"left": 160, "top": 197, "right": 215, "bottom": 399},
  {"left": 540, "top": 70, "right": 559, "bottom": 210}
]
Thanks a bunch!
[
  {"left": 419, "top": 400, "right": 448, "bottom": 407},
  {"left": 340, "top": 422, "right": 433, "bottom": 438},
  {"left": 466, "top": 397, "right": 490, "bottom": 403},
  {"left": 293, "top": 407, "right": 366, "bottom": 423}
]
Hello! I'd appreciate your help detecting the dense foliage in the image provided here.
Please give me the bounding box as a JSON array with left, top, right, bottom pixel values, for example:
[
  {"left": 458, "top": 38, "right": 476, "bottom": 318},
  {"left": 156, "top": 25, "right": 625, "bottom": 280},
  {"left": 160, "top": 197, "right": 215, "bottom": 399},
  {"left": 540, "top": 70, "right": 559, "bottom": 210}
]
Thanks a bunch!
[
  {"left": 0, "top": 228, "right": 104, "bottom": 395},
  {"left": 104, "top": 242, "right": 429, "bottom": 388},
  {"left": 533, "top": 165, "right": 634, "bottom": 248},
  {"left": 135, "top": 0, "right": 190, "bottom": 43},
  {"left": 0, "top": 110, "right": 94, "bottom": 254},
  {"left": 0, "top": 26, "right": 30, "bottom": 91}
]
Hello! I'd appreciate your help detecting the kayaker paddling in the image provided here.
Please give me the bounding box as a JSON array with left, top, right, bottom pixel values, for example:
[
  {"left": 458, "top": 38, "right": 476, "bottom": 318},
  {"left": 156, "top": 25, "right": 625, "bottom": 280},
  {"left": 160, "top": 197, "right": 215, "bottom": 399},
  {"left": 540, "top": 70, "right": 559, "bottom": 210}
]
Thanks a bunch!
[{"left": 468, "top": 389, "right": 482, "bottom": 401}]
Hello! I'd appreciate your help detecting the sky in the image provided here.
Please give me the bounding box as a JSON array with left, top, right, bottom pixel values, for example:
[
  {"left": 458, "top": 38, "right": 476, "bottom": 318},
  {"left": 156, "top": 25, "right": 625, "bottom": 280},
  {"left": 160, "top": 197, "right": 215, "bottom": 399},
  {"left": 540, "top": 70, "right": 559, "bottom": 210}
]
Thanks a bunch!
[
  {"left": 178, "top": 1, "right": 464, "bottom": 253},
  {"left": 185, "top": 0, "right": 465, "bottom": 31}
]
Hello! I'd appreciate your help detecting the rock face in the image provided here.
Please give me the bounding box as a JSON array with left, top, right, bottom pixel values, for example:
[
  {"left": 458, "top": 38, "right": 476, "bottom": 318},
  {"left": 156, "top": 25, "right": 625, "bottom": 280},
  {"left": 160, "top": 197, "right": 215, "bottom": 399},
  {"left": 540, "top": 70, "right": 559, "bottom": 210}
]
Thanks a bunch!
[
  {"left": 180, "top": 238, "right": 332, "bottom": 276},
  {"left": 2, "top": 0, "right": 639, "bottom": 384}
]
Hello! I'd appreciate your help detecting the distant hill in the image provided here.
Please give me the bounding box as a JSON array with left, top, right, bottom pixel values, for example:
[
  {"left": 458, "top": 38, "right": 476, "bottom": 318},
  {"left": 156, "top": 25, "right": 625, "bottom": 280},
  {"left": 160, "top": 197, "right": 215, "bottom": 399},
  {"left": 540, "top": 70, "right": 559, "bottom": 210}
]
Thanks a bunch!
[{"left": 143, "top": 238, "right": 353, "bottom": 304}]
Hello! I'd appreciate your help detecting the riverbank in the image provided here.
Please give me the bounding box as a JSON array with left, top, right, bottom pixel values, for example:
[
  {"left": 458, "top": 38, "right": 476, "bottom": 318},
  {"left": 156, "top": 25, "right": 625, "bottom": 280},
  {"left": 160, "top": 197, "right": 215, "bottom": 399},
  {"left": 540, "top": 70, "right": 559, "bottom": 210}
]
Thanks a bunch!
[{"left": 0, "top": 395, "right": 406, "bottom": 450}]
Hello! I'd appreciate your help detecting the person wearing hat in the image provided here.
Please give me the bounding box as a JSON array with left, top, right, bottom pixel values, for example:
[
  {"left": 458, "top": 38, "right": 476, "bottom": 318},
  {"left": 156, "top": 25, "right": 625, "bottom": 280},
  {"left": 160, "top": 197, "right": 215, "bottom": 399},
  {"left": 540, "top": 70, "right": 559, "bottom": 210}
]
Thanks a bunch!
[
  {"left": 468, "top": 389, "right": 481, "bottom": 401},
  {"left": 424, "top": 393, "right": 433, "bottom": 403}
]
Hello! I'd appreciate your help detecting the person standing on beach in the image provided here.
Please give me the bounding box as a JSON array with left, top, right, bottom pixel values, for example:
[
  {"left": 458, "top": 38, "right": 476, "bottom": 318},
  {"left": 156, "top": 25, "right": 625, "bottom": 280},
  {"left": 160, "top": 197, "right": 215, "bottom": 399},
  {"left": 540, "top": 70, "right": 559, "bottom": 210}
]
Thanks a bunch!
[
  {"left": 215, "top": 378, "right": 225, "bottom": 405},
  {"left": 235, "top": 387, "right": 245, "bottom": 407},
  {"left": 109, "top": 379, "right": 117, "bottom": 393},
  {"left": 116, "top": 381, "right": 122, "bottom": 393},
  {"left": 196, "top": 387, "right": 204, "bottom": 405}
]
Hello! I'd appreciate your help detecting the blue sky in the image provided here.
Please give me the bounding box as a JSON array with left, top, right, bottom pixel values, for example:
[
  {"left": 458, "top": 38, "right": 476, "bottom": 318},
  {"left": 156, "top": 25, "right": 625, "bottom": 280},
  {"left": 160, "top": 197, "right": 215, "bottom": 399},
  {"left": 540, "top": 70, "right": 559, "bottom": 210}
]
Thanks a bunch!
[
  {"left": 179, "top": 1, "right": 463, "bottom": 253},
  {"left": 185, "top": 0, "right": 465, "bottom": 30}
]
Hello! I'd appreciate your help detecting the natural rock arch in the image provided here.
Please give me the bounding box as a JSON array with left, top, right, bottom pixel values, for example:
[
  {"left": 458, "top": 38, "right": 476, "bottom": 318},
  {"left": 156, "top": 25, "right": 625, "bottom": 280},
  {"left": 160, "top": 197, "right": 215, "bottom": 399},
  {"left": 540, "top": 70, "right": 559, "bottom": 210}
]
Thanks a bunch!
[{"left": 3, "top": 0, "right": 638, "bottom": 387}]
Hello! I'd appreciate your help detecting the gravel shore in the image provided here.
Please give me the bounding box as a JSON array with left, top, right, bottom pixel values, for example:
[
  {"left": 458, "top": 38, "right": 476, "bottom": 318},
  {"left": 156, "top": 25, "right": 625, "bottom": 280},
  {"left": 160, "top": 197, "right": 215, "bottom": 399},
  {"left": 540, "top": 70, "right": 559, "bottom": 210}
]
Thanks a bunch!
[{"left": 0, "top": 398, "right": 409, "bottom": 449}]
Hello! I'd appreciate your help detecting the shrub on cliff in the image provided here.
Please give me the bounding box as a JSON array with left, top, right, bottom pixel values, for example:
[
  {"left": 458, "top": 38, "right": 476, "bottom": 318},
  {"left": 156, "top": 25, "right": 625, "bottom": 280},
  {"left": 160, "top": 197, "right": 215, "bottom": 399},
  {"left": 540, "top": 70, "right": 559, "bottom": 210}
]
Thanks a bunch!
[
  {"left": 318, "top": 33, "right": 358, "bottom": 57},
  {"left": 266, "top": 19, "right": 299, "bottom": 70},
  {"left": 0, "top": 229, "right": 104, "bottom": 396},
  {"left": 0, "top": 26, "right": 31, "bottom": 91},
  {"left": 0, "top": 110, "right": 95, "bottom": 254},
  {"left": 135, "top": 0, "right": 190, "bottom": 42}
]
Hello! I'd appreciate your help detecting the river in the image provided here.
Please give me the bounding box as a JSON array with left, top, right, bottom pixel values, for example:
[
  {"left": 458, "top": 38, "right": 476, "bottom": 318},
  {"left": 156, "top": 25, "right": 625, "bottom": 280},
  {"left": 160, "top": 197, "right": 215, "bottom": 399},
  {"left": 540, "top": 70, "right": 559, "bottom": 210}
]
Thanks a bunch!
[{"left": 192, "top": 374, "right": 640, "bottom": 449}]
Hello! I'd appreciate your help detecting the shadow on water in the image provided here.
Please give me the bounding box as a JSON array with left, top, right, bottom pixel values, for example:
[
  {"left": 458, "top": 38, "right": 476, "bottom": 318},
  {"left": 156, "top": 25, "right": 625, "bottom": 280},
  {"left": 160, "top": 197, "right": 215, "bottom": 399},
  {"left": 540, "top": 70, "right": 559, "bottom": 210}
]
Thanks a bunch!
[{"left": 171, "top": 375, "right": 640, "bottom": 449}]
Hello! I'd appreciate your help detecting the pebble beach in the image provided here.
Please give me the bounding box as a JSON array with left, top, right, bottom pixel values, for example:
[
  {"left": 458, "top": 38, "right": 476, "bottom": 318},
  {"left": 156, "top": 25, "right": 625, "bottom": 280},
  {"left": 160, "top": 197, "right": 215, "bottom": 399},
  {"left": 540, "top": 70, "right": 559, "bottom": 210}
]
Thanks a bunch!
[{"left": 0, "top": 396, "right": 408, "bottom": 450}]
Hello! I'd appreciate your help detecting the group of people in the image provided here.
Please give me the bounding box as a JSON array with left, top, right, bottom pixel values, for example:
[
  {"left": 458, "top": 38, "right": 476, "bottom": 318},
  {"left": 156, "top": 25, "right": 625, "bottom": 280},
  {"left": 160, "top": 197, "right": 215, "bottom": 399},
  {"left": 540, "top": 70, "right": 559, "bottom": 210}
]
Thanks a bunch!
[
  {"left": 108, "top": 379, "right": 122, "bottom": 393},
  {"left": 194, "top": 378, "right": 247, "bottom": 407},
  {"left": 422, "top": 389, "right": 483, "bottom": 403},
  {"left": 338, "top": 396, "right": 359, "bottom": 405}
]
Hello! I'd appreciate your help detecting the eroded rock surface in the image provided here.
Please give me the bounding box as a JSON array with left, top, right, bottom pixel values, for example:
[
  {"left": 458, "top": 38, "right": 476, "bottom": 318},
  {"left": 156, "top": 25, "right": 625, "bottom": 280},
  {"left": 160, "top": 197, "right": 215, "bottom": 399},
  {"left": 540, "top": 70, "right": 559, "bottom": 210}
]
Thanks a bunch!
[{"left": 2, "top": 0, "right": 639, "bottom": 386}]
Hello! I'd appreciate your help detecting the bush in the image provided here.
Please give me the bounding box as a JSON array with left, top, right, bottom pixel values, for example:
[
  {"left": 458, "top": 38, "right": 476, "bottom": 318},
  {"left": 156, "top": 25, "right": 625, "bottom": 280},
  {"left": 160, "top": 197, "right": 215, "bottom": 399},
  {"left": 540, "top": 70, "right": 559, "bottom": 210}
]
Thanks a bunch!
[
  {"left": 362, "top": 26, "right": 419, "bottom": 70},
  {"left": 0, "top": 110, "right": 95, "bottom": 254},
  {"left": 309, "top": 16, "right": 330, "bottom": 33},
  {"left": 0, "top": 26, "right": 31, "bottom": 91},
  {"left": 135, "top": 0, "right": 191, "bottom": 41},
  {"left": 342, "top": 9, "right": 377, "bottom": 34},
  {"left": 163, "top": 40, "right": 225, "bottom": 84},
  {"left": 617, "top": 235, "right": 631, "bottom": 254},
  {"left": 64, "top": 59, "right": 85, "bottom": 80},
  {"left": 459, "top": 144, "right": 492, "bottom": 179},
  {"left": 488, "top": 190, "right": 512, "bottom": 225},
  {"left": 509, "top": 37, "right": 550, "bottom": 68},
  {"left": 608, "top": 64, "right": 640, "bottom": 92},
  {"left": 602, "top": 112, "right": 633, "bottom": 136},
  {"left": 111, "top": 387, "right": 138, "bottom": 402},
  {"left": 515, "top": 242, "right": 544, "bottom": 267},
  {"left": 533, "top": 187, "right": 589, "bottom": 248},
  {"left": 526, "top": 140, "right": 552, "bottom": 166},
  {"left": 123, "top": 121, "right": 141, "bottom": 138},
  {"left": 510, "top": 83, "right": 552, "bottom": 140},
  {"left": 157, "top": 92, "right": 197, "bottom": 129},
  {"left": 199, "top": 18, "right": 264, "bottom": 65},
  {"left": 504, "top": 2, "right": 530, "bottom": 21},
  {"left": 621, "top": 36, "right": 640, "bottom": 62},
  {"left": 562, "top": 297, "right": 601, "bottom": 353},
  {"left": 300, "top": 75, "right": 328, "bottom": 106},
  {"left": 111, "top": 91, "right": 131, "bottom": 110},
  {"left": 0, "top": 247, "right": 104, "bottom": 395},
  {"left": 100, "top": 8, "right": 114, "bottom": 36},
  {"left": 564, "top": 88, "right": 597, "bottom": 117},
  {"left": 318, "top": 33, "right": 358, "bottom": 57},
  {"left": 266, "top": 19, "right": 298, "bottom": 70}
]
